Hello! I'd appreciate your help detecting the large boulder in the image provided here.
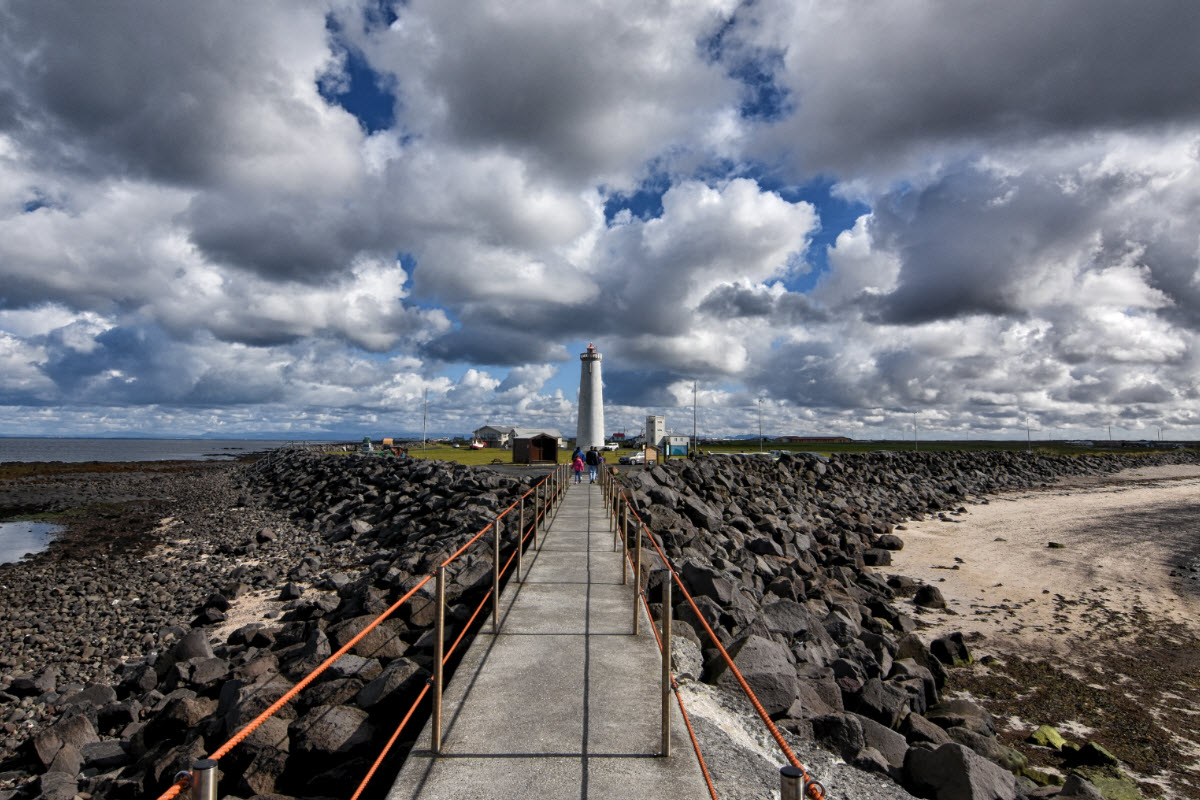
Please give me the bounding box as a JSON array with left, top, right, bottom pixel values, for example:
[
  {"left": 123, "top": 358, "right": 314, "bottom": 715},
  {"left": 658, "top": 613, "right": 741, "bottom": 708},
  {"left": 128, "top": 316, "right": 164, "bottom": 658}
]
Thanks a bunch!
[
  {"left": 845, "top": 677, "right": 911, "bottom": 729},
  {"left": 904, "top": 742, "right": 1021, "bottom": 800},
  {"left": 355, "top": 657, "right": 426, "bottom": 709},
  {"left": 811, "top": 713, "right": 864, "bottom": 761},
  {"left": 926, "top": 699, "right": 997, "bottom": 738},
  {"left": 931, "top": 632, "right": 972, "bottom": 666},
  {"left": 711, "top": 635, "right": 800, "bottom": 719},
  {"left": 33, "top": 713, "right": 99, "bottom": 768},
  {"left": 288, "top": 704, "right": 374, "bottom": 757},
  {"left": 327, "top": 614, "right": 409, "bottom": 660},
  {"left": 913, "top": 585, "right": 947, "bottom": 609},
  {"left": 852, "top": 712, "right": 909, "bottom": 777}
]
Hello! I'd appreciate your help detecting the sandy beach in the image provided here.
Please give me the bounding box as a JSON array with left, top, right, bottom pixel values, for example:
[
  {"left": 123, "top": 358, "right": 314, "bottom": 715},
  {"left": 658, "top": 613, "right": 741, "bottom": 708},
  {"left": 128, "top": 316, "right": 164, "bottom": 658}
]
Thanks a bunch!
[{"left": 886, "top": 464, "right": 1200, "bottom": 798}]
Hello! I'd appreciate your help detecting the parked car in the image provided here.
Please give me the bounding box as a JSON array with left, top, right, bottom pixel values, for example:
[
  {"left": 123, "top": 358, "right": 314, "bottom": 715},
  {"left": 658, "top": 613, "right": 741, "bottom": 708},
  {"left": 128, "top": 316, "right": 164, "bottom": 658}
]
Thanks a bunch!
[
  {"left": 618, "top": 451, "right": 646, "bottom": 465},
  {"left": 600, "top": 442, "right": 619, "bottom": 451}
]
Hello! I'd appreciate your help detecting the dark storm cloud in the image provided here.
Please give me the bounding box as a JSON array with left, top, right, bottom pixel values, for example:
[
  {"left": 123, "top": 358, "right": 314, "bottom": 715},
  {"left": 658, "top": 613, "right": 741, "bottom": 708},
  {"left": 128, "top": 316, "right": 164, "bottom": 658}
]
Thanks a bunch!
[
  {"left": 601, "top": 368, "right": 689, "bottom": 408},
  {"left": 742, "top": 1, "right": 1200, "bottom": 175},
  {"left": 37, "top": 325, "right": 193, "bottom": 405},
  {"left": 698, "top": 284, "right": 775, "bottom": 317},
  {"left": 0, "top": 1, "right": 339, "bottom": 183},
  {"left": 421, "top": 324, "right": 566, "bottom": 367},
  {"left": 870, "top": 167, "right": 1094, "bottom": 325},
  {"left": 185, "top": 195, "right": 386, "bottom": 283},
  {"left": 698, "top": 283, "right": 828, "bottom": 324}
]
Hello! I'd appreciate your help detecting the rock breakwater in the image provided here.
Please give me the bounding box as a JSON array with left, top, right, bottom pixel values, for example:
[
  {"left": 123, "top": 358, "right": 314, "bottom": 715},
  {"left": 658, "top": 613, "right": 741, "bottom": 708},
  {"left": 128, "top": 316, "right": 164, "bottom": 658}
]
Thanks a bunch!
[
  {"left": 0, "top": 450, "right": 541, "bottom": 800},
  {"left": 2, "top": 447, "right": 1196, "bottom": 800},
  {"left": 617, "top": 448, "right": 1200, "bottom": 799}
]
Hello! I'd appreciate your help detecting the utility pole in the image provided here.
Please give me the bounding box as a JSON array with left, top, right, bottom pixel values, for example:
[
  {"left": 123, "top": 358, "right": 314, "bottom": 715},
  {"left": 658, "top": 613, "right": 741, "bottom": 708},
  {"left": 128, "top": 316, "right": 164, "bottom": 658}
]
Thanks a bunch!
[
  {"left": 758, "top": 398, "right": 763, "bottom": 453},
  {"left": 913, "top": 413, "right": 918, "bottom": 453},
  {"left": 1027, "top": 422, "right": 1031, "bottom": 453},
  {"left": 692, "top": 381, "right": 698, "bottom": 454},
  {"left": 422, "top": 388, "right": 428, "bottom": 454}
]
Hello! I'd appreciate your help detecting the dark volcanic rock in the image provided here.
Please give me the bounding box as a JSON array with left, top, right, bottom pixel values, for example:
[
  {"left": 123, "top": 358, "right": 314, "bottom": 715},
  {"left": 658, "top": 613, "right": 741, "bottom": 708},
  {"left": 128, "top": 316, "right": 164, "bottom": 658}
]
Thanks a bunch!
[
  {"left": 4, "top": 445, "right": 1196, "bottom": 800},
  {"left": 904, "top": 742, "right": 1020, "bottom": 800}
]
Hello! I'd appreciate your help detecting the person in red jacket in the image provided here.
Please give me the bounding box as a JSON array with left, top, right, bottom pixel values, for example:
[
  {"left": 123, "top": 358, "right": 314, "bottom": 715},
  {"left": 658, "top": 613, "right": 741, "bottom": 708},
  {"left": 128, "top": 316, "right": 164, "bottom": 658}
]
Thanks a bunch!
[{"left": 572, "top": 453, "right": 585, "bottom": 484}]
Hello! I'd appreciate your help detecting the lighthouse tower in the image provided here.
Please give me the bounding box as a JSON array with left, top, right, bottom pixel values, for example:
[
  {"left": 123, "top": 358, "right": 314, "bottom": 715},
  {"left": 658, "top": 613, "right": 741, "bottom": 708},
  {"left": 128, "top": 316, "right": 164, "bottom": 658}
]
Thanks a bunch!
[{"left": 577, "top": 343, "right": 605, "bottom": 452}]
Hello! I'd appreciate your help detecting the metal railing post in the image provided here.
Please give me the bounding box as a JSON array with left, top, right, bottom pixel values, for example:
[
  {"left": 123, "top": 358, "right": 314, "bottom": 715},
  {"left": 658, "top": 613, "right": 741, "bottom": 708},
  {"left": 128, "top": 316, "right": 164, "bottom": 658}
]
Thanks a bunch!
[
  {"left": 633, "top": 524, "right": 642, "bottom": 635},
  {"left": 610, "top": 488, "right": 616, "bottom": 534},
  {"left": 191, "top": 759, "right": 217, "bottom": 800},
  {"left": 536, "top": 482, "right": 543, "bottom": 534},
  {"left": 621, "top": 507, "right": 628, "bottom": 586},
  {"left": 780, "top": 766, "right": 806, "bottom": 800},
  {"left": 517, "top": 495, "right": 525, "bottom": 581},
  {"left": 433, "top": 566, "right": 445, "bottom": 753},
  {"left": 612, "top": 495, "right": 620, "bottom": 551},
  {"left": 493, "top": 515, "right": 501, "bottom": 633},
  {"left": 661, "top": 576, "right": 672, "bottom": 756}
]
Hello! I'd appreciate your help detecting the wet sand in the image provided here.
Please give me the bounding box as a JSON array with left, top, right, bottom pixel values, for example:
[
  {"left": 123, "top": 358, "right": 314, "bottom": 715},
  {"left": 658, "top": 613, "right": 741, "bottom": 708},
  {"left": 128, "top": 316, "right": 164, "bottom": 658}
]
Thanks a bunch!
[
  {"left": 885, "top": 465, "right": 1200, "bottom": 799},
  {"left": 887, "top": 464, "right": 1200, "bottom": 653}
]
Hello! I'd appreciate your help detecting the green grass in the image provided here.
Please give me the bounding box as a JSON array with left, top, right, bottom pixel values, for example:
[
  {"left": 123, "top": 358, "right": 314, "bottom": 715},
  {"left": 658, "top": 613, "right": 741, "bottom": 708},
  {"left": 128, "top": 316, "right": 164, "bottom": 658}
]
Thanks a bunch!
[
  {"left": 697, "top": 439, "right": 1191, "bottom": 458},
  {"left": 334, "top": 440, "right": 1195, "bottom": 466}
]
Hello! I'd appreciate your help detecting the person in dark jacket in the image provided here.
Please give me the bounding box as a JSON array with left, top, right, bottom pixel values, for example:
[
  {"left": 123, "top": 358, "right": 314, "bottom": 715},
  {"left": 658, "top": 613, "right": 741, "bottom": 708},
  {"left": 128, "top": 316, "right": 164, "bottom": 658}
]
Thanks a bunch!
[{"left": 585, "top": 447, "right": 601, "bottom": 483}]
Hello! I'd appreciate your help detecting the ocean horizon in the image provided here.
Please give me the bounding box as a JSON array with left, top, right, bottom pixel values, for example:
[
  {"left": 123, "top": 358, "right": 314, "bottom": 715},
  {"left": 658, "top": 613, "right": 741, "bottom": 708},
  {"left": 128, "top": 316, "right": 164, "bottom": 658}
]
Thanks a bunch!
[{"left": 0, "top": 437, "right": 302, "bottom": 463}]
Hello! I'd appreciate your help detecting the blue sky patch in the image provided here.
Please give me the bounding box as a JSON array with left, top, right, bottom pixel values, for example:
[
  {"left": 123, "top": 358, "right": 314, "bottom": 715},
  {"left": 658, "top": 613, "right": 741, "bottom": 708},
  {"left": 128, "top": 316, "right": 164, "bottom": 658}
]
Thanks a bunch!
[
  {"left": 603, "top": 173, "right": 670, "bottom": 223},
  {"left": 321, "top": 18, "right": 396, "bottom": 134},
  {"left": 772, "top": 177, "right": 870, "bottom": 292}
]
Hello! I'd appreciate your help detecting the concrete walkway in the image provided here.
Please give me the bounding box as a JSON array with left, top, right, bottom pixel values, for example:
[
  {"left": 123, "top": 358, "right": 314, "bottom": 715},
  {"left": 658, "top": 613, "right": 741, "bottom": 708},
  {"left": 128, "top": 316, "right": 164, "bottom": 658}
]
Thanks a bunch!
[{"left": 387, "top": 478, "right": 710, "bottom": 800}]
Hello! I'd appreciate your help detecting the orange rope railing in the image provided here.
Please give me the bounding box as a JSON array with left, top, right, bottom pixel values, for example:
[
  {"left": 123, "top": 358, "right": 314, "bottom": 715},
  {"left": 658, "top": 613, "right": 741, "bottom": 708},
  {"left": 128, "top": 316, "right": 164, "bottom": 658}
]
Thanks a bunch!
[
  {"left": 618, "top": 486, "right": 826, "bottom": 800},
  {"left": 636, "top": 556, "right": 720, "bottom": 800},
  {"left": 155, "top": 466, "right": 565, "bottom": 800},
  {"left": 349, "top": 474, "right": 550, "bottom": 800}
]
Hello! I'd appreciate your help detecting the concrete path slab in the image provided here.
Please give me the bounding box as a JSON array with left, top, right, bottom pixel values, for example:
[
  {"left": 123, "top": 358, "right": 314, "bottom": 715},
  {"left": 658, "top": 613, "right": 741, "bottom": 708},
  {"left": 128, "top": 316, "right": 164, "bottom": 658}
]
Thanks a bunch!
[{"left": 387, "top": 479, "right": 710, "bottom": 800}]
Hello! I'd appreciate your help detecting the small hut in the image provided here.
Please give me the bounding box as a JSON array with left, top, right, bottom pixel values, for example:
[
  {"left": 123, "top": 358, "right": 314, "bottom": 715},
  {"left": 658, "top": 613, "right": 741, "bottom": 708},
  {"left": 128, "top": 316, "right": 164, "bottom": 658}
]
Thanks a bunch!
[{"left": 512, "top": 432, "right": 560, "bottom": 464}]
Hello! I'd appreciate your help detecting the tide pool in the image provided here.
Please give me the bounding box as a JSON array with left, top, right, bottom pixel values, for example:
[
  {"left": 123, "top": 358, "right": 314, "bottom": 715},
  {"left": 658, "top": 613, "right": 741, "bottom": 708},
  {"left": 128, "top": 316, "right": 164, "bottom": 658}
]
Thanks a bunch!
[{"left": 0, "top": 521, "right": 60, "bottom": 565}]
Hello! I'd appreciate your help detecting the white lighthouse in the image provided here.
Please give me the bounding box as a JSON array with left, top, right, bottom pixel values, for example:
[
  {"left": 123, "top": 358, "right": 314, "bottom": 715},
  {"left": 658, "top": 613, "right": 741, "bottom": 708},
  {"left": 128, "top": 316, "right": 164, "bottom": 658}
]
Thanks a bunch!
[{"left": 577, "top": 343, "right": 605, "bottom": 452}]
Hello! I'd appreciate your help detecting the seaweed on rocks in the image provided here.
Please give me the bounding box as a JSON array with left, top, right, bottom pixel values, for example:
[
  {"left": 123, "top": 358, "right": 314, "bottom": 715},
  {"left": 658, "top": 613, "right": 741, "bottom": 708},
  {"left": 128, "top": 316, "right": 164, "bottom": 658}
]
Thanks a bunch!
[{"left": 616, "top": 449, "right": 1200, "bottom": 800}]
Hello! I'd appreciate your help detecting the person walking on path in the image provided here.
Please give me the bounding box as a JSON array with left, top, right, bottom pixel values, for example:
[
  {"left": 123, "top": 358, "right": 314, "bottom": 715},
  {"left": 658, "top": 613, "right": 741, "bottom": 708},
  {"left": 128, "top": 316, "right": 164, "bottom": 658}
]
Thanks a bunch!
[
  {"left": 572, "top": 452, "right": 585, "bottom": 484},
  {"left": 585, "top": 447, "right": 601, "bottom": 483}
]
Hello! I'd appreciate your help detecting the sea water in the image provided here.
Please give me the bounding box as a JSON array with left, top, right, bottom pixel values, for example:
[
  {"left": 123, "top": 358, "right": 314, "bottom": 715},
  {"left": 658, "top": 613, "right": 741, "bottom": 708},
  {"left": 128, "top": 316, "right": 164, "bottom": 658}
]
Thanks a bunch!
[
  {"left": 0, "top": 521, "right": 61, "bottom": 565},
  {"left": 0, "top": 437, "right": 296, "bottom": 463}
]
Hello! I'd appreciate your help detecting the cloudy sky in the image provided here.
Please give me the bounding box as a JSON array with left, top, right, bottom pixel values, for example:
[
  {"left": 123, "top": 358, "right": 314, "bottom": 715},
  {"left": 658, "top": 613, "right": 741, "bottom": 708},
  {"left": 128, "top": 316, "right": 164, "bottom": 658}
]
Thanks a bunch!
[{"left": 2, "top": 0, "right": 1199, "bottom": 441}]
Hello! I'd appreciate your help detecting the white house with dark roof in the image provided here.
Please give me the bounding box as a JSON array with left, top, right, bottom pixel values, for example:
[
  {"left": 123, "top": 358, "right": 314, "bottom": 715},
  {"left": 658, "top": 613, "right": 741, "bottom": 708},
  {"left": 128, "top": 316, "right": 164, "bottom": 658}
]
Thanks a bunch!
[
  {"left": 472, "top": 424, "right": 515, "bottom": 448},
  {"left": 473, "top": 425, "right": 564, "bottom": 450}
]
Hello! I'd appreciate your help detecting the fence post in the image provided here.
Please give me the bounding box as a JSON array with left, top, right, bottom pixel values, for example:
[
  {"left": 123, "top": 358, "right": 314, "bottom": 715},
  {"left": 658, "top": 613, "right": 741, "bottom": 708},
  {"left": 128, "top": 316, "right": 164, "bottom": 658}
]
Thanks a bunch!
[
  {"left": 433, "top": 566, "right": 445, "bottom": 753},
  {"left": 612, "top": 495, "right": 620, "bottom": 551},
  {"left": 780, "top": 766, "right": 806, "bottom": 800},
  {"left": 661, "top": 576, "right": 672, "bottom": 757},
  {"left": 633, "top": 524, "right": 642, "bottom": 635},
  {"left": 610, "top": 487, "right": 616, "bottom": 534},
  {"left": 190, "top": 759, "right": 217, "bottom": 800},
  {"left": 621, "top": 507, "right": 628, "bottom": 586},
  {"left": 493, "top": 515, "right": 501, "bottom": 633},
  {"left": 517, "top": 495, "right": 525, "bottom": 581}
]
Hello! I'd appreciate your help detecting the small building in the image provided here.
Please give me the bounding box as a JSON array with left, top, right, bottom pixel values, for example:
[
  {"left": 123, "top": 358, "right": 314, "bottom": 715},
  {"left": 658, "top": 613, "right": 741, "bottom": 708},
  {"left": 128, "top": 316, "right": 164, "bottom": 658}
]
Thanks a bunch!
[
  {"left": 646, "top": 415, "right": 666, "bottom": 448},
  {"left": 663, "top": 435, "right": 689, "bottom": 456},
  {"left": 473, "top": 425, "right": 515, "bottom": 448},
  {"left": 512, "top": 433, "right": 560, "bottom": 464},
  {"left": 509, "top": 427, "right": 564, "bottom": 451}
]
